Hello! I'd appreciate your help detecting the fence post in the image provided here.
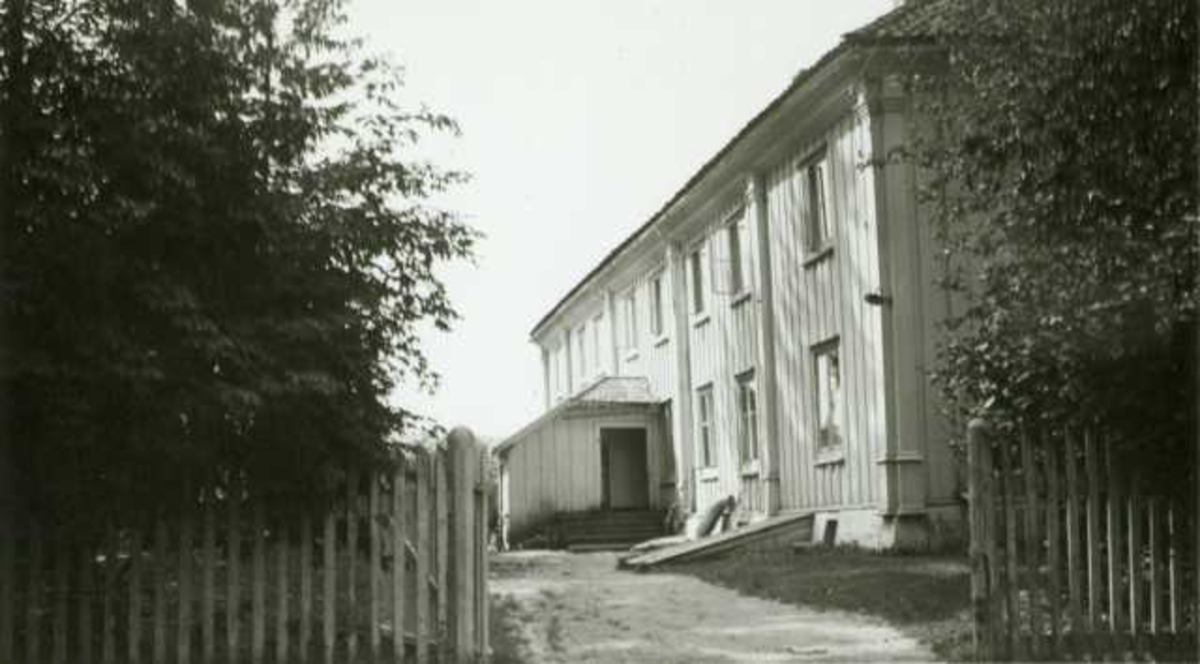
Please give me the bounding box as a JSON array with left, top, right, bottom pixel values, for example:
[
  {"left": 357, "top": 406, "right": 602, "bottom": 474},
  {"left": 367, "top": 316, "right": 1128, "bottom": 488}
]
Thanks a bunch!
[
  {"left": 447, "top": 427, "right": 481, "bottom": 661},
  {"left": 967, "top": 418, "right": 993, "bottom": 662}
]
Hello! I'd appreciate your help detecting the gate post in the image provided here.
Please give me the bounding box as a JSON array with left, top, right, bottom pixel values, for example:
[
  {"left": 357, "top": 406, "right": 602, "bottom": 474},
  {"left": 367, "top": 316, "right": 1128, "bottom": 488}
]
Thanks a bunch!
[
  {"left": 447, "top": 426, "right": 480, "bottom": 661},
  {"left": 967, "top": 419, "right": 993, "bottom": 661}
]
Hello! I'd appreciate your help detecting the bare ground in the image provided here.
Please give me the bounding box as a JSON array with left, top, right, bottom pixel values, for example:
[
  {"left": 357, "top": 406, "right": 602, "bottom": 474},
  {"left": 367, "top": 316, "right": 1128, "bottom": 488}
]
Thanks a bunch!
[{"left": 489, "top": 550, "right": 942, "bottom": 663}]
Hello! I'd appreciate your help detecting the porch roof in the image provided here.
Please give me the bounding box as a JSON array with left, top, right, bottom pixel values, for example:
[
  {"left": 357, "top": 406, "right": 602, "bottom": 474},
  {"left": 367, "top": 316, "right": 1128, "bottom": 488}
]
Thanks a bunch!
[{"left": 496, "top": 376, "right": 661, "bottom": 454}]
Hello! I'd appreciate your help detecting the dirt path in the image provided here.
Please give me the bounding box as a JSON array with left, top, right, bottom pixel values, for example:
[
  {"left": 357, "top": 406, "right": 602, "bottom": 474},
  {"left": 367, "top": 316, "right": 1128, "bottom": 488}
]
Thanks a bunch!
[{"left": 489, "top": 550, "right": 940, "bottom": 663}]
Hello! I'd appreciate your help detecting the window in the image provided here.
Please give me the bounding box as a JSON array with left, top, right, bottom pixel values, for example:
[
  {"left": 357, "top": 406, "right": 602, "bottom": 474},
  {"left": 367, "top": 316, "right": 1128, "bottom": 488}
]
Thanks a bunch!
[
  {"left": 622, "top": 289, "right": 638, "bottom": 349},
  {"left": 813, "top": 341, "right": 842, "bottom": 449},
  {"left": 650, "top": 273, "right": 665, "bottom": 337},
  {"left": 802, "top": 150, "right": 831, "bottom": 252},
  {"left": 689, "top": 249, "right": 706, "bottom": 314},
  {"left": 576, "top": 323, "right": 587, "bottom": 378},
  {"left": 727, "top": 217, "right": 747, "bottom": 295},
  {"left": 592, "top": 314, "right": 603, "bottom": 374},
  {"left": 696, "top": 386, "right": 715, "bottom": 468},
  {"left": 737, "top": 371, "right": 759, "bottom": 463}
]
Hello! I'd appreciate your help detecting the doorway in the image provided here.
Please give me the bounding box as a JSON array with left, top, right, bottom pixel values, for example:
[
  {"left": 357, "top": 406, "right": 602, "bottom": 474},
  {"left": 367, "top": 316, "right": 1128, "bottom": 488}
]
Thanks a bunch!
[{"left": 600, "top": 427, "right": 650, "bottom": 510}]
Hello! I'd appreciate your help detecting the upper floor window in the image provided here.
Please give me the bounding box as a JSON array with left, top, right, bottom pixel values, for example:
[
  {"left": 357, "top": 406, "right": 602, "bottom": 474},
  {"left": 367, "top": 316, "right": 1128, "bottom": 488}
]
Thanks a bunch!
[
  {"left": 813, "top": 339, "right": 842, "bottom": 449},
  {"left": 592, "top": 313, "right": 604, "bottom": 374},
  {"left": 650, "top": 273, "right": 665, "bottom": 337},
  {"left": 622, "top": 288, "right": 638, "bottom": 349},
  {"left": 802, "top": 149, "right": 831, "bottom": 253},
  {"left": 689, "top": 248, "right": 706, "bottom": 315},
  {"left": 576, "top": 322, "right": 587, "bottom": 378},
  {"left": 726, "top": 214, "right": 747, "bottom": 296},
  {"left": 737, "top": 371, "right": 759, "bottom": 463},
  {"left": 696, "top": 385, "right": 715, "bottom": 468}
]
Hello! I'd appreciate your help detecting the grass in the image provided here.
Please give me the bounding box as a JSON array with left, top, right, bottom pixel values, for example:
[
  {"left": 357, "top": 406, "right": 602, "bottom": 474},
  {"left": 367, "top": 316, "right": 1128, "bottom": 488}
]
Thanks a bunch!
[{"left": 668, "top": 546, "right": 974, "bottom": 661}]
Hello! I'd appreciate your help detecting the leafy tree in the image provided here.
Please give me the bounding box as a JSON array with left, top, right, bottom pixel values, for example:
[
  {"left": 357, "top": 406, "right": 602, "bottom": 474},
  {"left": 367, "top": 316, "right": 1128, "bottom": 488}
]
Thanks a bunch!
[
  {"left": 909, "top": 0, "right": 1197, "bottom": 462},
  {"left": 0, "top": 0, "right": 475, "bottom": 528}
]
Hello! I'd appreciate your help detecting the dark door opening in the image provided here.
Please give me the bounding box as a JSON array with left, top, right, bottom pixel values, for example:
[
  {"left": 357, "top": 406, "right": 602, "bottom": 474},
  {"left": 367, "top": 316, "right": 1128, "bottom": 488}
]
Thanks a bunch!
[{"left": 600, "top": 428, "right": 650, "bottom": 510}]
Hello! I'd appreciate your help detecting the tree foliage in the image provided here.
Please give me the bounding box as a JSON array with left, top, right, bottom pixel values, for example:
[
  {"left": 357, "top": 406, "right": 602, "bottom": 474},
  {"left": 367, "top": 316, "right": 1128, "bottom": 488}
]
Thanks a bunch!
[
  {"left": 0, "top": 0, "right": 476, "bottom": 525},
  {"left": 910, "top": 0, "right": 1197, "bottom": 458}
]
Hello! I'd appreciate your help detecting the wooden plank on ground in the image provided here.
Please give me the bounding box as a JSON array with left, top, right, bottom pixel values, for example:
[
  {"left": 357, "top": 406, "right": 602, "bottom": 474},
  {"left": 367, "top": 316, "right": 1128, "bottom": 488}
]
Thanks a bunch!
[
  {"left": 398, "top": 463, "right": 412, "bottom": 657},
  {"left": 300, "top": 514, "right": 313, "bottom": 664},
  {"left": 323, "top": 507, "right": 336, "bottom": 664}
]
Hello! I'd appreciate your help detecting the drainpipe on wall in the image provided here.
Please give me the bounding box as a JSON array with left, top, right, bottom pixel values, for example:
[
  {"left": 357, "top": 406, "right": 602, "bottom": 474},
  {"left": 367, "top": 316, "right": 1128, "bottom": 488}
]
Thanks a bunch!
[{"left": 748, "top": 173, "right": 782, "bottom": 516}]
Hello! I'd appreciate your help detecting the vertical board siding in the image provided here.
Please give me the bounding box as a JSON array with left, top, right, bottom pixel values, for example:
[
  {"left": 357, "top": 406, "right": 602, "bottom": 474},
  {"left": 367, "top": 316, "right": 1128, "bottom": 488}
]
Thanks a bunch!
[
  {"left": 968, "top": 424, "right": 1198, "bottom": 661},
  {"left": 767, "top": 108, "right": 884, "bottom": 513},
  {"left": 2, "top": 437, "right": 493, "bottom": 663}
]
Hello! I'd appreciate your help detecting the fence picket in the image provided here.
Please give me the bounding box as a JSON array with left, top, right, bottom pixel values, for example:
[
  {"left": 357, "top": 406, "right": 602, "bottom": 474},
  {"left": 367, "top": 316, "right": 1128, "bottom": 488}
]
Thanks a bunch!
[
  {"left": 415, "top": 456, "right": 430, "bottom": 661},
  {"left": 997, "top": 437, "right": 1018, "bottom": 658},
  {"left": 79, "top": 544, "right": 93, "bottom": 664},
  {"left": 1106, "top": 445, "right": 1124, "bottom": 642},
  {"left": 1148, "top": 497, "right": 1161, "bottom": 634},
  {"left": 152, "top": 517, "right": 167, "bottom": 664},
  {"left": 252, "top": 502, "right": 265, "bottom": 664},
  {"left": 322, "top": 507, "right": 335, "bottom": 664},
  {"left": 1064, "top": 430, "right": 1083, "bottom": 642},
  {"left": 0, "top": 520, "right": 10, "bottom": 664},
  {"left": 1045, "top": 436, "right": 1062, "bottom": 653},
  {"left": 128, "top": 528, "right": 142, "bottom": 664},
  {"left": 178, "top": 509, "right": 193, "bottom": 664},
  {"left": 1167, "top": 501, "right": 1180, "bottom": 633},
  {"left": 228, "top": 495, "right": 241, "bottom": 662},
  {"left": 202, "top": 498, "right": 215, "bottom": 664},
  {"left": 101, "top": 527, "right": 116, "bottom": 664},
  {"left": 276, "top": 519, "right": 289, "bottom": 664},
  {"left": 369, "top": 475, "right": 381, "bottom": 662},
  {"left": 346, "top": 470, "right": 359, "bottom": 664},
  {"left": 300, "top": 514, "right": 313, "bottom": 664},
  {"left": 1128, "top": 473, "right": 1142, "bottom": 647},
  {"left": 1085, "top": 431, "right": 1101, "bottom": 635},
  {"left": 1019, "top": 433, "right": 1042, "bottom": 658},
  {"left": 398, "top": 463, "right": 412, "bottom": 657},
  {"left": 435, "top": 454, "right": 449, "bottom": 658},
  {"left": 52, "top": 536, "right": 67, "bottom": 664}
]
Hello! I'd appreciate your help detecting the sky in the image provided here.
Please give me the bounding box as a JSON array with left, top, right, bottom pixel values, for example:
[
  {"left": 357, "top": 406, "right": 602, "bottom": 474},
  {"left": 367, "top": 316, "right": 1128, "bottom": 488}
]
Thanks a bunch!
[{"left": 344, "top": 0, "right": 896, "bottom": 441}]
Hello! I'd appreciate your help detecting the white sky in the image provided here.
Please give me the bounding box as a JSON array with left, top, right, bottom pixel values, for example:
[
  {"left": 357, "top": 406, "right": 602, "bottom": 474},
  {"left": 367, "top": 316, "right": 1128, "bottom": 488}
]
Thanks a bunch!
[{"left": 345, "top": 0, "right": 895, "bottom": 441}]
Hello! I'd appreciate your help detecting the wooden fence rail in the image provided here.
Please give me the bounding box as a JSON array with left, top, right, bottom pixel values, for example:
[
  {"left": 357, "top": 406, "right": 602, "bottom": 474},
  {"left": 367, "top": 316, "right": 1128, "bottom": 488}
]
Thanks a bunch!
[
  {"left": 968, "top": 420, "right": 1197, "bottom": 661},
  {"left": 0, "top": 427, "right": 490, "bottom": 664}
]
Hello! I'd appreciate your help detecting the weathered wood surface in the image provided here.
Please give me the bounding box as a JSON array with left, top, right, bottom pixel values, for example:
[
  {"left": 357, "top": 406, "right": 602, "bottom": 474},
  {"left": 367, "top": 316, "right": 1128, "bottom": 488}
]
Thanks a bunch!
[
  {"left": 968, "top": 423, "right": 1198, "bottom": 661},
  {"left": 0, "top": 430, "right": 492, "bottom": 663}
]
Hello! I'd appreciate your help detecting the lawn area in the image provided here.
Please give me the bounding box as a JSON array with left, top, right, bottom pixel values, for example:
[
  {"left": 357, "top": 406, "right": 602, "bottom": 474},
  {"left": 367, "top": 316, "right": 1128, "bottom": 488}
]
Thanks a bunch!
[{"left": 667, "top": 546, "right": 973, "bottom": 662}]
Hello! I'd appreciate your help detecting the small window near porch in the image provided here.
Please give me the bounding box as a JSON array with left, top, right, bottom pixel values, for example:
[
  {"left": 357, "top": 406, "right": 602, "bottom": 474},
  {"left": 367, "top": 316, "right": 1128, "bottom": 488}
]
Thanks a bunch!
[
  {"left": 813, "top": 340, "right": 842, "bottom": 449},
  {"left": 696, "top": 385, "right": 715, "bottom": 468},
  {"left": 737, "top": 370, "right": 759, "bottom": 463}
]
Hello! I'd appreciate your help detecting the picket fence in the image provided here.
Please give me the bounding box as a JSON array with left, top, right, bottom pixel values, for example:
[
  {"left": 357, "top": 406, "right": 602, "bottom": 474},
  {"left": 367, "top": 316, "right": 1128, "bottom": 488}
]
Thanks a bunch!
[
  {"left": 967, "top": 420, "right": 1198, "bottom": 661},
  {"left": 0, "top": 428, "right": 491, "bottom": 664}
]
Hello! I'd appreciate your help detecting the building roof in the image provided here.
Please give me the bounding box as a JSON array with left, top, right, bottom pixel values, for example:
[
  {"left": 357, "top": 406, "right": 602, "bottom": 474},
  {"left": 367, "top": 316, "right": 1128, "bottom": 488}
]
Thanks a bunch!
[
  {"left": 529, "top": 0, "right": 956, "bottom": 340},
  {"left": 495, "top": 376, "right": 660, "bottom": 453}
]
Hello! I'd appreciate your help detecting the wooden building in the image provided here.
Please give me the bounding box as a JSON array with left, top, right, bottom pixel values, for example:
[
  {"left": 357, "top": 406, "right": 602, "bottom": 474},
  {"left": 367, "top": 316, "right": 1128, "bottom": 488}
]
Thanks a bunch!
[{"left": 498, "top": 0, "right": 965, "bottom": 549}]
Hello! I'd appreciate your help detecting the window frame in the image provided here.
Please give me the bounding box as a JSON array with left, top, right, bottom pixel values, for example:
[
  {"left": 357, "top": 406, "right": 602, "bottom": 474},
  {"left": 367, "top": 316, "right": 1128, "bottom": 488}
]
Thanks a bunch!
[
  {"left": 736, "top": 370, "right": 759, "bottom": 465},
  {"left": 696, "top": 385, "right": 715, "bottom": 469},
  {"left": 812, "top": 337, "right": 844, "bottom": 456},
  {"left": 622, "top": 287, "right": 638, "bottom": 352},
  {"left": 689, "top": 247, "right": 706, "bottom": 316},
  {"left": 649, "top": 272, "right": 665, "bottom": 338},
  {"left": 800, "top": 146, "right": 832, "bottom": 257},
  {"left": 726, "top": 211, "right": 748, "bottom": 297}
]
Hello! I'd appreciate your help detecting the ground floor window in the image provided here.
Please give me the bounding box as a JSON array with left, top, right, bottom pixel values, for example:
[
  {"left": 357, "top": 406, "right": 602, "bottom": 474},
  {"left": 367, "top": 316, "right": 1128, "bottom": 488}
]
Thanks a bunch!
[
  {"left": 737, "top": 370, "right": 759, "bottom": 463},
  {"left": 813, "top": 339, "right": 842, "bottom": 449},
  {"left": 696, "top": 385, "right": 715, "bottom": 467}
]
